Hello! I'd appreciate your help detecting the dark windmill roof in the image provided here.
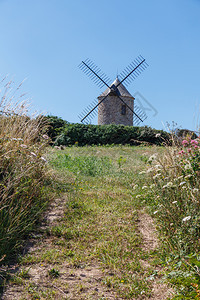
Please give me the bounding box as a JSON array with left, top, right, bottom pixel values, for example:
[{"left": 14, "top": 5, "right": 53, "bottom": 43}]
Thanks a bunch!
[{"left": 98, "top": 77, "right": 134, "bottom": 99}]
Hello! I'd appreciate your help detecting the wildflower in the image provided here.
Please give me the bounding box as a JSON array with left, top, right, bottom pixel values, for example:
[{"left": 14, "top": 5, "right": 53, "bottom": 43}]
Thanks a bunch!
[
  {"left": 133, "top": 184, "right": 138, "bottom": 190},
  {"left": 153, "top": 210, "right": 158, "bottom": 214},
  {"left": 182, "top": 140, "right": 189, "bottom": 145},
  {"left": 184, "top": 164, "right": 191, "bottom": 170},
  {"left": 146, "top": 168, "right": 154, "bottom": 173},
  {"left": 185, "top": 174, "right": 192, "bottom": 179},
  {"left": 148, "top": 154, "right": 157, "bottom": 161},
  {"left": 192, "top": 188, "right": 199, "bottom": 193},
  {"left": 191, "top": 139, "right": 198, "bottom": 145},
  {"left": 150, "top": 184, "right": 155, "bottom": 188},
  {"left": 139, "top": 171, "right": 146, "bottom": 175},
  {"left": 172, "top": 201, "right": 177, "bottom": 204},
  {"left": 178, "top": 150, "right": 185, "bottom": 155},
  {"left": 142, "top": 185, "right": 148, "bottom": 189},
  {"left": 187, "top": 148, "right": 192, "bottom": 153},
  {"left": 155, "top": 133, "right": 161, "bottom": 138},
  {"left": 136, "top": 195, "right": 142, "bottom": 198},
  {"left": 163, "top": 182, "right": 173, "bottom": 188},
  {"left": 155, "top": 164, "right": 162, "bottom": 169},
  {"left": 182, "top": 216, "right": 191, "bottom": 222},
  {"left": 42, "top": 134, "right": 49, "bottom": 140},
  {"left": 179, "top": 181, "right": 186, "bottom": 186},
  {"left": 153, "top": 173, "right": 161, "bottom": 179}
]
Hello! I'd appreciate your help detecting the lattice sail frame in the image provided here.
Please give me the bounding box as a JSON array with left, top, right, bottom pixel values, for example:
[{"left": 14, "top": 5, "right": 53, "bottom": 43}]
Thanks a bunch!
[{"left": 78, "top": 56, "right": 148, "bottom": 125}]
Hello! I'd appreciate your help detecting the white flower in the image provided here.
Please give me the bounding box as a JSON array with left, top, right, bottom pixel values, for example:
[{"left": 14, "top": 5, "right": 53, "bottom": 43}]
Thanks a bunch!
[
  {"left": 172, "top": 201, "right": 177, "bottom": 204},
  {"left": 150, "top": 184, "right": 155, "bottom": 189},
  {"left": 148, "top": 154, "right": 157, "bottom": 162},
  {"left": 184, "top": 164, "right": 191, "bottom": 170},
  {"left": 192, "top": 188, "right": 199, "bottom": 193},
  {"left": 163, "top": 182, "right": 173, "bottom": 188},
  {"left": 136, "top": 195, "right": 142, "bottom": 198},
  {"left": 142, "top": 186, "right": 148, "bottom": 189},
  {"left": 155, "top": 133, "right": 161, "bottom": 138},
  {"left": 153, "top": 173, "right": 161, "bottom": 179},
  {"left": 182, "top": 216, "right": 191, "bottom": 222},
  {"left": 139, "top": 171, "right": 146, "bottom": 175},
  {"left": 132, "top": 184, "right": 138, "bottom": 190},
  {"left": 153, "top": 210, "right": 158, "bottom": 214},
  {"left": 185, "top": 174, "right": 192, "bottom": 179},
  {"left": 146, "top": 168, "right": 154, "bottom": 173},
  {"left": 179, "top": 181, "right": 186, "bottom": 186}
]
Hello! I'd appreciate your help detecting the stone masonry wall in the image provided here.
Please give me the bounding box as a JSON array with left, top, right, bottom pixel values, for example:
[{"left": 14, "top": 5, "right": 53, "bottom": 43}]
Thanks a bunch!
[{"left": 98, "top": 96, "right": 134, "bottom": 126}]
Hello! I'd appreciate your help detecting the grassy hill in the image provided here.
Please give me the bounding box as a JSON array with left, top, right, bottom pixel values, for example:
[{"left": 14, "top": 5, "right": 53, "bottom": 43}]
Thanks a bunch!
[{"left": 2, "top": 143, "right": 200, "bottom": 299}]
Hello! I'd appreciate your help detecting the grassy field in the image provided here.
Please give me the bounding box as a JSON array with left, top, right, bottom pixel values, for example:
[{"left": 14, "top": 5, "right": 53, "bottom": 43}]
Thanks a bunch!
[{"left": 2, "top": 144, "right": 200, "bottom": 299}]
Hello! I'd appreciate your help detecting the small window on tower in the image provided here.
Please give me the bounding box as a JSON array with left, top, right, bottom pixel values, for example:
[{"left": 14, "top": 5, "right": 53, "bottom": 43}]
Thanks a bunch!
[{"left": 121, "top": 104, "right": 126, "bottom": 115}]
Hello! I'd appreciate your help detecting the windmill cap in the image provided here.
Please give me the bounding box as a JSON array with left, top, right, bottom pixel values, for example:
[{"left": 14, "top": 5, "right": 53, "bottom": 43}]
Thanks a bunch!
[{"left": 98, "top": 77, "right": 135, "bottom": 99}]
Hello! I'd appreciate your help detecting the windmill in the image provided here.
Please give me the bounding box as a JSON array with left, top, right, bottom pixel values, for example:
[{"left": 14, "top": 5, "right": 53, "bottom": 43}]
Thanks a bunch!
[{"left": 78, "top": 55, "right": 148, "bottom": 126}]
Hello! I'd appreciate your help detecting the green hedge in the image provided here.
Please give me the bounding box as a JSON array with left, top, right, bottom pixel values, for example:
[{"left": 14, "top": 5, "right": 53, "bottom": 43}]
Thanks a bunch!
[{"left": 48, "top": 122, "right": 170, "bottom": 146}]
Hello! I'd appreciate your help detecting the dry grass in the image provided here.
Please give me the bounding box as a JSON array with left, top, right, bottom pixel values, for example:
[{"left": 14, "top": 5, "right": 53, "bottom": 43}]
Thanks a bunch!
[{"left": 0, "top": 79, "right": 50, "bottom": 264}]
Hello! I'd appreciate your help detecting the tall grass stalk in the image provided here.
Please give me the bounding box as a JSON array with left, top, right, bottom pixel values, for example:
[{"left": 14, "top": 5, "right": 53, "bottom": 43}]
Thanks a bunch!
[
  {"left": 137, "top": 133, "right": 200, "bottom": 297},
  {"left": 0, "top": 79, "right": 50, "bottom": 263}
]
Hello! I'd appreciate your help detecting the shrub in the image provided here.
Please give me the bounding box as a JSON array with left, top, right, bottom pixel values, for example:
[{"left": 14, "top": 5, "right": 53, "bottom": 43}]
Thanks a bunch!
[{"left": 53, "top": 123, "right": 169, "bottom": 146}]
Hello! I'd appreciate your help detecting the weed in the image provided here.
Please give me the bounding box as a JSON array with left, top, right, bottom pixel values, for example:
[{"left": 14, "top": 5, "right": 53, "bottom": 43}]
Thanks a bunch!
[{"left": 48, "top": 268, "right": 60, "bottom": 278}]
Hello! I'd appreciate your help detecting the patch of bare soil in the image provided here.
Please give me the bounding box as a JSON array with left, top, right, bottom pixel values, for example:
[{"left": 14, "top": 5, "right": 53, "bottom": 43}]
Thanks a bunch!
[
  {"left": 138, "top": 211, "right": 174, "bottom": 300},
  {"left": 2, "top": 196, "right": 120, "bottom": 300}
]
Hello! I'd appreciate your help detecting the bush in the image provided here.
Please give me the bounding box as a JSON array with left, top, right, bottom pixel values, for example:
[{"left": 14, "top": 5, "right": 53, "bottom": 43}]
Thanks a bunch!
[{"left": 52, "top": 123, "right": 169, "bottom": 146}]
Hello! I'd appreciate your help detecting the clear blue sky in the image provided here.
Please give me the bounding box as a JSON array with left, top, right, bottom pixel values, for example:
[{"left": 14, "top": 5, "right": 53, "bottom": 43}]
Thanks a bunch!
[{"left": 0, "top": 0, "right": 200, "bottom": 131}]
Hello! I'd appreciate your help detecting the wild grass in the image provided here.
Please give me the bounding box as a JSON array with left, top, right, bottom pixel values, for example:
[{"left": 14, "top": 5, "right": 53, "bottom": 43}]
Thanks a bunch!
[
  {"left": 0, "top": 80, "right": 50, "bottom": 264},
  {"left": 41, "top": 145, "right": 164, "bottom": 299},
  {"left": 136, "top": 135, "right": 200, "bottom": 298}
]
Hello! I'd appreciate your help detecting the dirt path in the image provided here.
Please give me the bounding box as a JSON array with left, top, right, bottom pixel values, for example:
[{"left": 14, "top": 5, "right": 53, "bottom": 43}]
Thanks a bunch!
[
  {"left": 138, "top": 211, "right": 174, "bottom": 300},
  {"left": 2, "top": 196, "right": 121, "bottom": 300},
  {"left": 2, "top": 199, "right": 174, "bottom": 300}
]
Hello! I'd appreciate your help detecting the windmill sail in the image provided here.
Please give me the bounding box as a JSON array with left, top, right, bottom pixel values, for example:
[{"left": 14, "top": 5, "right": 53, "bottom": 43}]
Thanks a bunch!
[{"left": 78, "top": 56, "right": 148, "bottom": 125}]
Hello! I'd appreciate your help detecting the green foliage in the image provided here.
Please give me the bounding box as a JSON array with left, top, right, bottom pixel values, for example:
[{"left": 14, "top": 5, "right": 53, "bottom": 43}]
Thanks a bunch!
[
  {"left": 48, "top": 268, "right": 60, "bottom": 278},
  {"left": 50, "top": 153, "right": 112, "bottom": 176},
  {"left": 135, "top": 136, "right": 200, "bottom": 298},
  {"left": 47, "top": 121, "right": 170, "bottom": 146},
  {"left": 45, "top": 115, "right": 69, "bottom": 141}
]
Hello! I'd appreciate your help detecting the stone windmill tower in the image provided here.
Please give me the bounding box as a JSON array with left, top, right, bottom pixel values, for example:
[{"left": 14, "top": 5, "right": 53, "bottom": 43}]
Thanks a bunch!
[
  {"left": 97, "top": 77, "right": 134, "bottom": 126},
  {"left": 78, "top": 56, "right": 148, "bottom": 126}
]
